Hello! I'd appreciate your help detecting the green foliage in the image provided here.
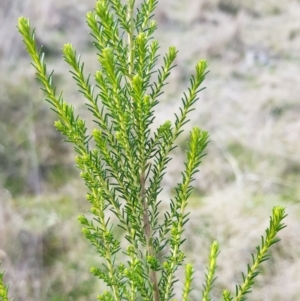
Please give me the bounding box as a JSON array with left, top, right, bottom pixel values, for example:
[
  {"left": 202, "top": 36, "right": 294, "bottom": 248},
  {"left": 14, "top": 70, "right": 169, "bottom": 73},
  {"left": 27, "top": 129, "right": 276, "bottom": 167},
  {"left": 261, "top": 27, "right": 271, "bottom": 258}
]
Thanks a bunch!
[
  {"left": 222, "top": 207, "right": 287, "bottom": 301},
  {"left": 0, "top": 265, "right": 9, "bottom": 301},
  {"left": 233, "top": 206, "right": 287, "bottom": 301},
  {"left": 1, "top": 0, "right": 286, "bottom": 300},
  {"left": 202, "top": 241, "right": 219, "bottom": 301}
]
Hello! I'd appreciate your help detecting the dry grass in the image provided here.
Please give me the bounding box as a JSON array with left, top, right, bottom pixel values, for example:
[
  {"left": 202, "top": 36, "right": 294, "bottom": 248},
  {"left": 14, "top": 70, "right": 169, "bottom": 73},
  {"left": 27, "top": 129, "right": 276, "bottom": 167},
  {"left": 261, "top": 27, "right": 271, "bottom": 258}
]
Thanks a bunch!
[{"left": 0, "top": 0, "right": 300, "bottom": 300}]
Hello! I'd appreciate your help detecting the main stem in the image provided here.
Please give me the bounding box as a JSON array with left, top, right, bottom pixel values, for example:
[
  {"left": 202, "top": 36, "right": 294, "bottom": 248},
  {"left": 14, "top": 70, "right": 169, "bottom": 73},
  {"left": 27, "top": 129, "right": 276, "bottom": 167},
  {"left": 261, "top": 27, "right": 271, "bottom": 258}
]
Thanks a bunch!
[
  {"left": 140, "top": 170, "right": 160, "bottom": 301},
  {"left": 127, "top": 1, "right": 159, "bottom": 301}
]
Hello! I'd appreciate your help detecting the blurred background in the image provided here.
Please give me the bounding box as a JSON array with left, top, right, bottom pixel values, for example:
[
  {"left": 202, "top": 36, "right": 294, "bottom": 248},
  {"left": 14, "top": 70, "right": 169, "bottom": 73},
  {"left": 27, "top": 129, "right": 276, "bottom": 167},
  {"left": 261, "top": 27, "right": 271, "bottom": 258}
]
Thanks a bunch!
[{"left": 0, "top": 0, "right": 300, "bottom": 300}]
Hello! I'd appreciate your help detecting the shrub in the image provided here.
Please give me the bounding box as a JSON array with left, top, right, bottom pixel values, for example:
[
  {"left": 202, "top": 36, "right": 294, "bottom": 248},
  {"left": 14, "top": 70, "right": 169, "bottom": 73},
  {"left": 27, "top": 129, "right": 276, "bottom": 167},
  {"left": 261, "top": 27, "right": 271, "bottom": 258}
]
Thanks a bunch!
[{"left": 0, "top": 1, "right": 287, "bottom": 300}]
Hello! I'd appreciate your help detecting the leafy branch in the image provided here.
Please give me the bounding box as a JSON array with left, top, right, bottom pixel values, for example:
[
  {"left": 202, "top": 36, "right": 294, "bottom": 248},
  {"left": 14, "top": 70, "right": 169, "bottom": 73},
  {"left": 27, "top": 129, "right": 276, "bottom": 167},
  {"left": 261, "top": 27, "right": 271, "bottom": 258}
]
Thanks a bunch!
[
  {"left": 223, "top": 206, "right": 287, "bottom": 301},
  {"left": 2, "top": 1, "right": 288, "bottom": 301}
]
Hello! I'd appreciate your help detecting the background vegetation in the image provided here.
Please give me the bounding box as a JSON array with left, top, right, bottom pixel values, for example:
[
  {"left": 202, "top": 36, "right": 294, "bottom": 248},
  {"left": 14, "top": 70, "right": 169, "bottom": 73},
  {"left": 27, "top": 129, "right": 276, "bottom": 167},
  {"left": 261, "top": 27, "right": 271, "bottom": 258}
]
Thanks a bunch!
[{"left": 0, "top": 0, "right": 299, "bottom": 300}]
